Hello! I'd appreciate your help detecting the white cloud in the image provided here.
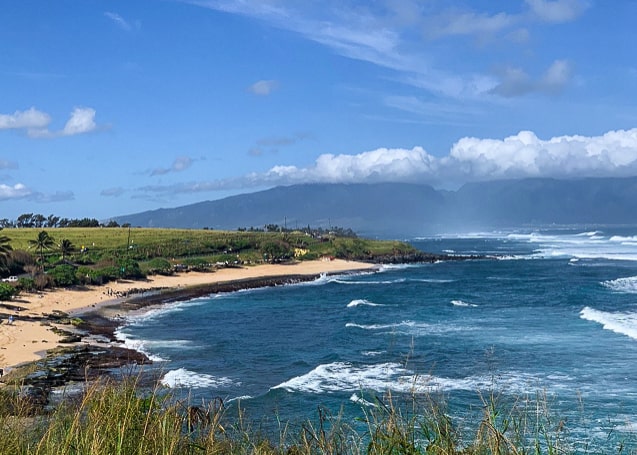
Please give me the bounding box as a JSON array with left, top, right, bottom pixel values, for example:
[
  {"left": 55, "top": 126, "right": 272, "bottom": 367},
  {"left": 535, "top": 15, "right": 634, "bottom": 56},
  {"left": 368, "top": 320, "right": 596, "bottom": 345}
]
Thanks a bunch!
[
  {"left": 192, "top": 1, "right": 589, "bottom": 103},
  {"left": 445, "top": 129, "right": 637, "bottom": 180},
  {"left": 0, "top": 108, "right": 51, "bottom": 131},
  {"left": 0, "top": 183, "right": 31, "bottom": 200},
  {"left": 135, "top": 128, "right": 637, "bottom": 196},
  {"left": 525, "top": 0, "right": 589, "bottom": 23},
  {"left": 248, "top": 80, "right": 278, "bottom": 96},
  {"left": 26, "top": 107, "right": 99, "bottom": 138},
  {"left": 62, "top": 107, "right": 97, "bottom": 136}
]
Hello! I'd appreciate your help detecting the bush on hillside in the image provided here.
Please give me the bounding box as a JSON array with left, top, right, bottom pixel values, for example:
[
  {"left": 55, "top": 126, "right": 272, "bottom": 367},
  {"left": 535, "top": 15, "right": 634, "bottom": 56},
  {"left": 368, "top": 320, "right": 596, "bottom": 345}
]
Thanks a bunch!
[{"left": 145, "top": 258, "right": 173, "bottom": 275}]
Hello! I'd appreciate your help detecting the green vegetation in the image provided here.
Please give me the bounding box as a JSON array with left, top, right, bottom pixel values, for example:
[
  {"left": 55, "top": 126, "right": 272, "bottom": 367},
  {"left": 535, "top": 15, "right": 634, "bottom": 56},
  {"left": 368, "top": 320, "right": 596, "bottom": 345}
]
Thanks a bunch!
[
  {"left": 0, "top": 226, "right": 419, "bottom": 298},
  {"left": 0, "top": 371, "right": 618, "bottom": 454}
]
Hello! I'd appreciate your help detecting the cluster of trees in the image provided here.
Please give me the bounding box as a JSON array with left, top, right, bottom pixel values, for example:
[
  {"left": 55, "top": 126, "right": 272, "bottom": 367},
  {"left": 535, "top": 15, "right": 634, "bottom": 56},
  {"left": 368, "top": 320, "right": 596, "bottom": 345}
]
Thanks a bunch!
[
  {"left": 0, "top": 213, "right": 127, "bottom": 229},
  {"left": 0, "top": 228, "right": 146, "bottom": 300},
  {"left": 237, "top": 224, "right": 358, "bottom": 238}
]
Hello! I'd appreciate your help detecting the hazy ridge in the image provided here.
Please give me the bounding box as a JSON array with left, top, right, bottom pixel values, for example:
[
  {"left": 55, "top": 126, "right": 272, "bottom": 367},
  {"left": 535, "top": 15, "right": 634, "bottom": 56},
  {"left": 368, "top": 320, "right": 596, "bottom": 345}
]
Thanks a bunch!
[{"left": 112, "top": 177, "right": 637, "bottom": 236}]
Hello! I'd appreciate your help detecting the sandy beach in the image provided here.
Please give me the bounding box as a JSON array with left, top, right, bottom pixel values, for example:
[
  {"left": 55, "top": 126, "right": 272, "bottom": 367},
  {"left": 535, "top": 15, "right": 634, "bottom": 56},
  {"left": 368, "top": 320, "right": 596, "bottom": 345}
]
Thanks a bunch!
[{"left": 0, "top": 259, "right": 376, "bottom": 372}]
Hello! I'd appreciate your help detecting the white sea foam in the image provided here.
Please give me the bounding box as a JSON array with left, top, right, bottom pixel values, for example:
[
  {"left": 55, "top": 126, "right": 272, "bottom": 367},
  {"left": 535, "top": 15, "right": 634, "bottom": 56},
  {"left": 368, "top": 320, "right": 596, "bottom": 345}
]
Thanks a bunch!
[
  {"left": 333, "top": 278, "right": 407, "bottom": 285},
  {"left": 412, "top": 278, "right": 454, "bottom": 283},
  {"left": 272, "top": 361, "right": 564, "bottom": 395},
  {"left": 580, "top": 307, "right": 637, "bottom": 341},
  {"left": 362, "top": 350, "right": 385, "bottom": 357},
  {"left": 114, "top": 329, "right": 167, "bottom": 362},
  {"left": 346, "top": 321, "right": 429, "bottom": 331},
  {"left": 350, "top": 393, "right": 377, "bottom": 407},
  {"left": 451, "top": 300, "right": 478, "bottom": 308},
  {"left": 577, "top": 231, "right": 603, "bottom": 237},
  {"left": 378, "top": 263, "right": 420, "bottom": 272},
  {"left": 601, "top": 276, "right": 637, "bottom": 294},
  {"left": 227, "top": 395, "right": 253, "bottom": 403},
  {"left": 347, "top": 299, "right": 383, "bottom": 308},
  {"left": 272, "top": 362, "right": 408, "bottom": 393},
  {"left": 160, "top": 368, "right": 237, "bottom": 389},
  {"left": 124, "top": 297, "right": 210, "bottom": 324},
  {"left": 345, "top": 320, "right": 470, "bottom": 335}
]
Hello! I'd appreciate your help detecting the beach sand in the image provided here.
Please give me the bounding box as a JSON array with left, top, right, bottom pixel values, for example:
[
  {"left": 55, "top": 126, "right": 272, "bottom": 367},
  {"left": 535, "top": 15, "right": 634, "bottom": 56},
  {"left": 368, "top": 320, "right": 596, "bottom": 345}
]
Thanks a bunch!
[{"left": 0, "top": 259, "right": 375, "bottom": 371}]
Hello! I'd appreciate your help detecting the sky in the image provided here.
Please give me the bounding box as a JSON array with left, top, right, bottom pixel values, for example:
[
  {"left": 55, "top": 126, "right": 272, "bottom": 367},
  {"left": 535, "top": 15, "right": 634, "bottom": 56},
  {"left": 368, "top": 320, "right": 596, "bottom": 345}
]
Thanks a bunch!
[{"left": 2, "top": 0, "right": 637, "bottom": 221}]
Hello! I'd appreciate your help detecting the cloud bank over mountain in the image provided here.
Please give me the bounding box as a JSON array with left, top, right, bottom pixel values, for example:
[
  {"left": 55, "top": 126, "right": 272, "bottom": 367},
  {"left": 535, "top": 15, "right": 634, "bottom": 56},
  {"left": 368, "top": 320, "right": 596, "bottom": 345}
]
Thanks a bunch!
[{"left": 134, "top": 128, "right": 637, "bottom": 198}]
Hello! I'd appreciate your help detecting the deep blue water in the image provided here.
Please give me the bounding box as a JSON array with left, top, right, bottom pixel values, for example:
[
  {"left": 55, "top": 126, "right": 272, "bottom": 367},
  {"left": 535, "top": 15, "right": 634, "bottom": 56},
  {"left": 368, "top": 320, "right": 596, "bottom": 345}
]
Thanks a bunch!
[{"left": 117, "top": 227, "right": 637, "bottom": 449}]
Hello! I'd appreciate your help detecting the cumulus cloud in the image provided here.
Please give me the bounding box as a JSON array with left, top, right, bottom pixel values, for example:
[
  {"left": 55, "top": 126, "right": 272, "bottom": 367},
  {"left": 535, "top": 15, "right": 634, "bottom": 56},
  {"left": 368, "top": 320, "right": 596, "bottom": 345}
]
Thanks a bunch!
[
  {"left": 0, "top": 183, "right": 31, "bottom": 200},
  {"left": 0, "top": 108, "right": 51, "bottom": 131},
  {"left": 248, "top": 80, "right": 278, "bottom": 96},
  {"left": 525, "top": 0, "right": 589, "bottom": 23},
  {"left": 62, "top": 107, "right": 97, "bottom": 136},
  {"left": 134, "top": 128, "right": 637, "bottom": 197},
  {"left": 491, "top": 59, "right": 572, "bottom": 97},
  {"left": 1, "top": 107, "right": 98, "bottom": 138}
]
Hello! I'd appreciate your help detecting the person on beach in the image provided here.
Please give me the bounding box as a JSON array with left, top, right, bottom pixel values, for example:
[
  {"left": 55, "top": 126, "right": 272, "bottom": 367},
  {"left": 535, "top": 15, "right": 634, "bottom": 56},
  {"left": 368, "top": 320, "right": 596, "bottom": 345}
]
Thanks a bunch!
[{"left": 8, "top": 315, "right": 13, "bottom": 325}]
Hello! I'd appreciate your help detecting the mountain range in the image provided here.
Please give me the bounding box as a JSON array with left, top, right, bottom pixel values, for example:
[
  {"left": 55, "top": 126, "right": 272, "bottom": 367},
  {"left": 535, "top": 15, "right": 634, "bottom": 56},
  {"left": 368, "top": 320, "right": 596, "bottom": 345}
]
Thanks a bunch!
[{"left": 112, "top": 177, "right": 637, "bottom": 237}]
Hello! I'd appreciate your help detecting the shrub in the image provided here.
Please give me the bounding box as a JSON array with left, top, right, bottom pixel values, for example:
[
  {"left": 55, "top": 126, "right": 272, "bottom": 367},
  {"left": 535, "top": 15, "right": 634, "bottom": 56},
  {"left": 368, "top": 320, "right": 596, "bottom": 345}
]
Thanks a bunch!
[
  {"left": 48, "top": 264, "right": 78, "bottom": 287},
  {"left": 145, "top": 258, "right": 172, "bottom": 275},
  {"left": 17, "top": 277, "right": 36, "bottom": 292},
  {"left": 116, "top": 258, "right": 144, "bottom": 279},
  {"left": 0, "top": 282, "right": 16, "bottom": 301}
]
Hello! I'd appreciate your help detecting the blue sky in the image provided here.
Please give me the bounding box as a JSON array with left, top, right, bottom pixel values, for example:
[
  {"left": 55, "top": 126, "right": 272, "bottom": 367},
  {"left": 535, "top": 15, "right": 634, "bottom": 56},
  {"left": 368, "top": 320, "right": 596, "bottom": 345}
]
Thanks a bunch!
[{"left": 2, "top": 0, "right": 637, "bottom": 220}]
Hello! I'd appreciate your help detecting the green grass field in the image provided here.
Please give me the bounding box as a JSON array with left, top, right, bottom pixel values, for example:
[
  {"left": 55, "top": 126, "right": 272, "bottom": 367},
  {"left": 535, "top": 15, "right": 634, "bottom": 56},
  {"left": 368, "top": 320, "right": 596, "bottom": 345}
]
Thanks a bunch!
[{"left": 2, "top": 227, "right": 417, "bottom": 266}]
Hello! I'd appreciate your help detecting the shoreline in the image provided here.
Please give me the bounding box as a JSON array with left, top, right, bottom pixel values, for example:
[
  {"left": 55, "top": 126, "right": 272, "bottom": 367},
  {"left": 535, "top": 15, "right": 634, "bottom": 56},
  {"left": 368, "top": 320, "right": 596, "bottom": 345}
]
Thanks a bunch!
[{"left": 0, "top": 259, "right": 377, "bottom": 374}]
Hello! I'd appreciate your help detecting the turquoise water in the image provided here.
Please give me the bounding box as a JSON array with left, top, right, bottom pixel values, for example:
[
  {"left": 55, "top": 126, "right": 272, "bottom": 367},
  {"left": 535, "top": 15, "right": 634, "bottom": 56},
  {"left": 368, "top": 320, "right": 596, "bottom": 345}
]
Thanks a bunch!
[{"left": 117, "top": 227, "right": 637, "bottom": 448}]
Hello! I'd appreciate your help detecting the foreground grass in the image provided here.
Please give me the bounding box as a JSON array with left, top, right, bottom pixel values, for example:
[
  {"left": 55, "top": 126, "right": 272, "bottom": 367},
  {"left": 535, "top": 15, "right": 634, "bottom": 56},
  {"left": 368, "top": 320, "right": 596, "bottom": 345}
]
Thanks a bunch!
[{"left": 1, "top": 374, "right": 630, "bottom": 455}]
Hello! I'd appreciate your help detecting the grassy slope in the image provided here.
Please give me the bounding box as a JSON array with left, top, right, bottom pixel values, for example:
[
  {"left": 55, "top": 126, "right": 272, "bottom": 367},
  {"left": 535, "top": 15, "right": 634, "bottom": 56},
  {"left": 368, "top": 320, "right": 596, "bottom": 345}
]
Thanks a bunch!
[{"left": 3, "top": 227, "right": 417, "bottom": 265}]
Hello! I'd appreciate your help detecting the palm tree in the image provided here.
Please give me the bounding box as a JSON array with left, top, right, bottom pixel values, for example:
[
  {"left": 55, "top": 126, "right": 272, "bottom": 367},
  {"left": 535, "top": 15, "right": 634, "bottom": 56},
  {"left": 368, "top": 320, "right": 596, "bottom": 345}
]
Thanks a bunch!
[
  {"left": 28, "top": 230, "right": 55, "bottom": 269},
  {"left": 0, "top": 228, "right": 12, "bottom": 270},
  {"left": 59, "top": 238, "right": 75, "bottom": 262}
]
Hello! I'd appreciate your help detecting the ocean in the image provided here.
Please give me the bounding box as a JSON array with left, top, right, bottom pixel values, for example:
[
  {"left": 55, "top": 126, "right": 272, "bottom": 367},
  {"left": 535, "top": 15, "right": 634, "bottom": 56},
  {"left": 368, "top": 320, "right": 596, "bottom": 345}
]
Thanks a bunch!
[{"left": 116, "top": 226, "right": 637, "bottom": 449}]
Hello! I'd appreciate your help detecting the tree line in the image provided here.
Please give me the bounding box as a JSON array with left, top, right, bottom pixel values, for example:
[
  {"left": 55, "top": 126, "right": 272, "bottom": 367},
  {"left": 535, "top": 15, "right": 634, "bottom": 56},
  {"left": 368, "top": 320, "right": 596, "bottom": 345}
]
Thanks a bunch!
[{"left": 0, "top": 213, "right": 125, "bottom": 229}]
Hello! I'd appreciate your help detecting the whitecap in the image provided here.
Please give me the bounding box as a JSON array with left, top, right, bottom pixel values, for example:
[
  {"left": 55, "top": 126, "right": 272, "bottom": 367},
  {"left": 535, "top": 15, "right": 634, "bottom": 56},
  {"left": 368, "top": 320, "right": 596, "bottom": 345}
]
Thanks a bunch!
[
  {"left": 580, "top": 307, "right": 637, "bottom": 341},
  {"left": 347, "top": 299, "right": 383, "bottom": 308},
  {"left": 272, "top": 361, "right": 569, "bottom": 395},
  {"left": 577, "top": 231, "right": 603, "bottom": 237},
  {"left": 451, "top": 300, "right": 478, "bottom": 308},
  {"left": 226, "top": 395, "right": 253, "bottom": 403},
  {"left": 345, "top": 320, "right": 470, "bottom": 335},
  {"left": 345, "top": 321, "right": 428, "bottom": 331},
  {"left": 601, "top": 276, "right": 637, "bottom": 294},
  {"left": 160, "top": 368, "right": 237, "bottom": 389}
]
